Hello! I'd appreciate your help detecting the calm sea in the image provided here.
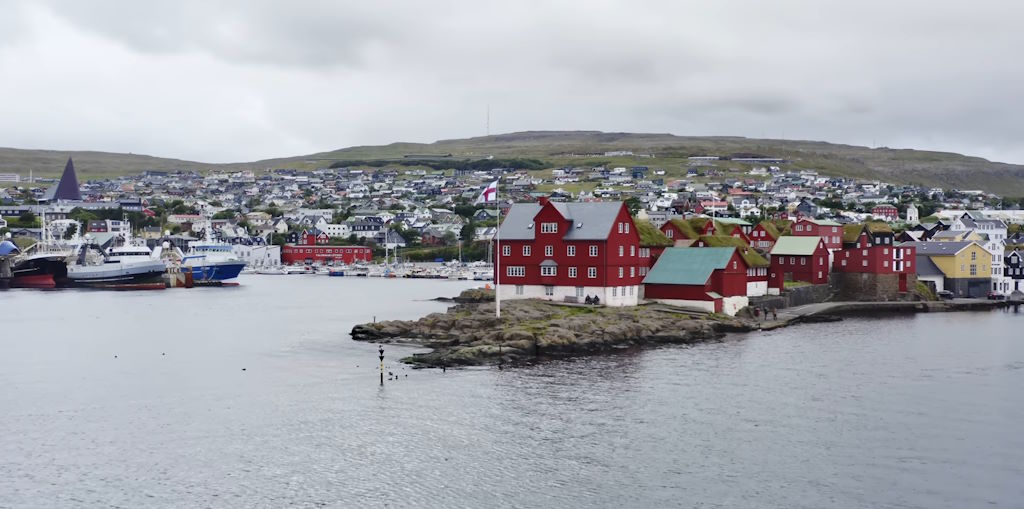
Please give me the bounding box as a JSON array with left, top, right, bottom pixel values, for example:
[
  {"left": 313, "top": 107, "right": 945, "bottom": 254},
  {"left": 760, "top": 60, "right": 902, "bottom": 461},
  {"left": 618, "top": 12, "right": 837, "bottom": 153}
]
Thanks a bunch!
[{"left": 1, "top": 276, "right": 1022, "bottom": 508}]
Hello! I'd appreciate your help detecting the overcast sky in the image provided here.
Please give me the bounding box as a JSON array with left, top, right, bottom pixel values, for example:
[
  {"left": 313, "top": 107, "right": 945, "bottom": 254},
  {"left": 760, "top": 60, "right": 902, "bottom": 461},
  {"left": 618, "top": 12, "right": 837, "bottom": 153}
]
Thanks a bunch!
[{"left": 1, "top": 0, "right": 1022, "bottom": 164}]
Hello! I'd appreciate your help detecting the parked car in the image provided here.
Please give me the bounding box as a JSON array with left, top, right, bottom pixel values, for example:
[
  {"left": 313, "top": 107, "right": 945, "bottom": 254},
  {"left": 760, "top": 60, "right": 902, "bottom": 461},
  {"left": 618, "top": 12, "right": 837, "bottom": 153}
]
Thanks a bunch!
[
  {"left": 936, "top": 290, "right": 954, "bottom": 300},
  {"left": 987, "top": 291, "right": 1007, "bottom": 301}
]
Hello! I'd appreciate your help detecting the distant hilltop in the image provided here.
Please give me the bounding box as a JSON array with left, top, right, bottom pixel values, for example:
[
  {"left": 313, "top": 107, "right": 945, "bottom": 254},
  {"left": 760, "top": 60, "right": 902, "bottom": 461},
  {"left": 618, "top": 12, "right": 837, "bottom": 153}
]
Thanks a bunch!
[{"left": 2, "top": 130, "right": 1024, "bottom": 195}]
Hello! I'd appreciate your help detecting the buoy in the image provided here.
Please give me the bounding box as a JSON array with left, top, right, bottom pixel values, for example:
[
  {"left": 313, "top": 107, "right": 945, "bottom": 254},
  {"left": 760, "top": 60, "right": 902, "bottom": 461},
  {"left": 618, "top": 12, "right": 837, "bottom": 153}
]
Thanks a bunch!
[{"left": 242, "top": 368, "right": 247, "bottom": 371}]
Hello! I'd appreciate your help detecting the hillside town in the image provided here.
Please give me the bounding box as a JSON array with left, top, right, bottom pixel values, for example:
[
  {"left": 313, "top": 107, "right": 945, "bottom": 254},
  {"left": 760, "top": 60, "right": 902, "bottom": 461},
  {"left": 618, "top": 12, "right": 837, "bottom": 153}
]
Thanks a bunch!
[{"left": 2, "top": 156, "right": 1023, "bottom": 306}]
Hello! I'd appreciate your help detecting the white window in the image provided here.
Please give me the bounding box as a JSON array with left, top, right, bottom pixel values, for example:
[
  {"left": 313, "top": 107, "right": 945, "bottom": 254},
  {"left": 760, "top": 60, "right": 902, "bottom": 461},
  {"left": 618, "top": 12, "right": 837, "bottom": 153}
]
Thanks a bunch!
[
  {"left": 630, "top": 267, "right": 635, "bottom": 277},
  {"left": 883, "top": 260, "right": 889, "bottom": 267},
  {"left": 733, "top": 261, "right": 738, "bottom": 269},
  {"left": 589, "top": 245, "right": 598, "bottom": 257},
  {"left": 862, "top": 249, "right": 868, "bottom": 256},
  {"left": 795, "top": 224, "right": 803, "bottom": 232},
  {"left": 818, "top": 271, "right": 822, "bottom": 278},
  {"left": 666, "top": 229, "right": 673, "bottom": 238},
  {"left": 790, "top": 257, "right": 795, "bottom": 265},
  {"left": 569, "top": 267, "right": 577, "bottom": 278},
  {"left": 507, "top": 266, "right": 525, "bottom": 277},
  {"left": 567, "top": 245, "right": 576, "bottom": 257},
  {"left": 625, "top": 223, "right": 630, "bottom": 233},
  {"left": 800, "top": 258, "right": 806, "bottom": 265},
  {"left": 862, "top": 260, "right": 868, "bottom": 267},
  {"left": 883, "top": 248, "right": 889, "bottom": 254},
  {"left": 576, "top": 287, "right": 584, "bottom": 297},
  {"left": 612, "top": 287, "right": 617, "bottom": 297},
  {"left": 541, "top": 222, "right": 558, "bottom": 233},
  {"left": 630, "top": 246, "right": 635, "bottom": 257},
  {"left": 588, "top": 267, "right": 597, "bottom": 278},
  {"left": 544, "top": 245, "right": 553, "bottom": 257},
  {"left": 618, "top": 246, "right": 624, "bottom": 256},
  {"left": 544, "top": 286, "right": 554, "bottom": 296},
  {"left": 618, "top": 267, "right": 624, "bottom": 278},
  {"left": 841, "top": 260, "right": 847, "bottom": 266},
  {"left": 618, "top": 222, "right": 623, "bottom": 234},
  {"left": 502, "top": 245, "right": 510, "bottom": 256},
  {"left": 541, "top": 266, "right": 557, "bottom": 277},
  {"left": 523, "top": 246, "right": 531, "bottom": 256},
  {"left": 515, "top": 285, "right": 524, "bottom": 295},
  {"left": 629, "top": 286, "right": 634, "bottom": 295}
]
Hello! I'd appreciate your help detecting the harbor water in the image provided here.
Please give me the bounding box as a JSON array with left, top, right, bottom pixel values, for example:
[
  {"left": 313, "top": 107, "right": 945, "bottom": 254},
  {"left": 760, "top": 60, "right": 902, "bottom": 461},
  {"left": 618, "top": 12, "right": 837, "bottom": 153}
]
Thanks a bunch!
[{"left": 1, "top": 277, "right": 1023, "bottom": 508}]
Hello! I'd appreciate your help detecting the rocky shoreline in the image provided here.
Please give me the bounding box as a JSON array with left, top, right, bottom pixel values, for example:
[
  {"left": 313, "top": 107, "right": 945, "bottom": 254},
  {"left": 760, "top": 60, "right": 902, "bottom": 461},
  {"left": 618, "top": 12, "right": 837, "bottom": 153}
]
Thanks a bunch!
[
  {"left": 351, "top": 289, "right": 1018, "bottom": 368},
  {"left": 353, "top": 290, "right": 784, "bottom": 367}
]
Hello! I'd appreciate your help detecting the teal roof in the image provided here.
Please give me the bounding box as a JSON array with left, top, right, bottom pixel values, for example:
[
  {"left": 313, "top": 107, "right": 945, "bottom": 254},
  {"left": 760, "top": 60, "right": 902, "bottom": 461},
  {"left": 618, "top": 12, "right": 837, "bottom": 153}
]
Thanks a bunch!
[
  {"left": 713, "top": 217, "right": 751, "bottom": 226},
  {"left": 642, "top": 247, "right": 735, "bottom": 286},
  {"left": 770, "top": 236, "right": 822, "bottom": 256}
]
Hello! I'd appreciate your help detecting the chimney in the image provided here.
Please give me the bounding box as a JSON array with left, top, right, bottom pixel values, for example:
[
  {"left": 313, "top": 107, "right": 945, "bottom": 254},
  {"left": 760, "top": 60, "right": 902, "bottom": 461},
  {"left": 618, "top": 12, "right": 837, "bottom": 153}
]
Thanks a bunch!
[{"left": 537, "top": 196, "right": 550, "bottom": 206}]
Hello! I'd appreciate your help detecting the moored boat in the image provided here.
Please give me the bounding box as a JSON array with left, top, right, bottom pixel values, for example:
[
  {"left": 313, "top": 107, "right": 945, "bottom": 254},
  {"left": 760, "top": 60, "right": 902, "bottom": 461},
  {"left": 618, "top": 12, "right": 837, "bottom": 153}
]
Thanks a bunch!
[{"left": 67, "top": 235, "right": 167, "bottom": 289}]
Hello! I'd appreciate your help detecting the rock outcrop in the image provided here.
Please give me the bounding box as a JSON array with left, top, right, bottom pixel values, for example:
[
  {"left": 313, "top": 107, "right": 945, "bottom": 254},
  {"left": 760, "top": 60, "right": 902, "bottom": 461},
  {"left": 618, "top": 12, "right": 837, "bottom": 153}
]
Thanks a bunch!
[{"left": 351, "top": 295, "right": 751, "bottom": 367}]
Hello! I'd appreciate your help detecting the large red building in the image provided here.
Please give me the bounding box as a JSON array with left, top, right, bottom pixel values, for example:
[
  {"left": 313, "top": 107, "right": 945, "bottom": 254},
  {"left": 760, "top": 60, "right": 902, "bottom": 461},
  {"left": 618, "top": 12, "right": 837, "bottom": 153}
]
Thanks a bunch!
[
  {"left": 791, "top": 219, "right": 843, "bottom": 250},
  {"left": 281, "top": 230, "right": 372, "bottom": 265},
  {"left": 769, "top": 236, "right": 830, "bottom": 292},
  {"left": 833, "top": 223, "right": 916, "bottom": 292},
  {"left": 495, "top": 198, "right": 643, "bottom": 306}
]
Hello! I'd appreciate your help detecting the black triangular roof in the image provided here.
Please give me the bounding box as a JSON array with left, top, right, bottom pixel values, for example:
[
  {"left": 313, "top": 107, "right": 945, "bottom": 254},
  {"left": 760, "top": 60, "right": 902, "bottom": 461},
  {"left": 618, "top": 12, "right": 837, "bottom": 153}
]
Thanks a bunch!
[{"left": 42, "top": 158, "right": 83, "bottom": 201}]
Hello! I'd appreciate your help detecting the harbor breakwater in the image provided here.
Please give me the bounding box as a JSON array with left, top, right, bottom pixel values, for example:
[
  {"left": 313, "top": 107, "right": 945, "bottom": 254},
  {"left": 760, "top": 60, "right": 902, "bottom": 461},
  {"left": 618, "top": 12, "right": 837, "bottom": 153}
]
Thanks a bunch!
[{"left": 350, "top": 290, "right": 1013, "bottom": 367}]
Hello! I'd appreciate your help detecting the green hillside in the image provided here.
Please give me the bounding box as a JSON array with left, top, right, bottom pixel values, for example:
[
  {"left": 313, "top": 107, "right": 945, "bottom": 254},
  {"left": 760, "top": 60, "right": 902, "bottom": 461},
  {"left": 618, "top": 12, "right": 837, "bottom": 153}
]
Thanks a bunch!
[{"left": 3, "top": 131, "right": 1024, "bottom": 195}]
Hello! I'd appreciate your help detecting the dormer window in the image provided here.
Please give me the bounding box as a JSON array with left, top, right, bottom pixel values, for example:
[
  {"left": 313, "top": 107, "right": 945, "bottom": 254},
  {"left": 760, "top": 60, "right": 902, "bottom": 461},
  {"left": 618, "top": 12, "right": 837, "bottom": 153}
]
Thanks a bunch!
[{"left": 540, "top": 222, "right": 558, "bottom": 234}]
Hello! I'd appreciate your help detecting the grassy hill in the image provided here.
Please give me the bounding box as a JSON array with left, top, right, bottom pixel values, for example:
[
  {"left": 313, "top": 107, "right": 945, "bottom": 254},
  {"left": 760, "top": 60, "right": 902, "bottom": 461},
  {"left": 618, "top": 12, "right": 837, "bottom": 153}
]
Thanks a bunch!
[{"left": 4, "top": 131, "right": 1024, "bottom": 195}]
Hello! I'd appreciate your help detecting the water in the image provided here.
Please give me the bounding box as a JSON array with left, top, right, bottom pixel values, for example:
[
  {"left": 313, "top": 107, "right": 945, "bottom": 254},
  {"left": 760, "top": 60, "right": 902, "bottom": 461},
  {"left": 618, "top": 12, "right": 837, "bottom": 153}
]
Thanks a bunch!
[{"left": 1, "top": 277, "right": 1023, "bottom": 508}]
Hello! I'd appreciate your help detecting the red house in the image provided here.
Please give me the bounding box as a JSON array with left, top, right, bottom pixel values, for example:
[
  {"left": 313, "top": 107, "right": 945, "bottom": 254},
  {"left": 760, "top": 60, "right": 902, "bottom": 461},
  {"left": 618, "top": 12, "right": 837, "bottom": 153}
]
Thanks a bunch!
[
  {"left": 642, "top": 247, "right": 750, "bottom": 315},
  {"left": 496, "top": 198, "right": 644, "bottom": 306},
  {"left": 833, "top": 223, "right": 916, "bottom": 293},
  {"left": 792, "top": 218, "right": 843, "bottom": 250},
  {"left": 659, "top": 217, "right": 751, "bottom": 243},
  {"left": 871, "top": 204, "right": 899, "bottom": 222},
  {"left": 768, "top": 236, "right": 830, "bottom": 293},
  {"left": 281, "top": 230, "right": 372, "bottom": 265},
  {"left": 749, "top": 220, "right": 790, "bottom": 251}
]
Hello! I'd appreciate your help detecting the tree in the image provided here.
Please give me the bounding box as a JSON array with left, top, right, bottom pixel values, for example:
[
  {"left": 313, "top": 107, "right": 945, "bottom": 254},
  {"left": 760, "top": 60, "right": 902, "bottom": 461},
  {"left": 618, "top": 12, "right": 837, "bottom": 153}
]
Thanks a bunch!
[
  {"left": 460, "top": 221, "right": 476, "bottom": 242},
  {"left": 624, "top": 197, "right": 643, "bottom": 215},
  {"left": 213, "top": 209, "right": 239, "bottom": 220},
  {"left": 442, "top": 231, "right": 458, "bottom": 246}
]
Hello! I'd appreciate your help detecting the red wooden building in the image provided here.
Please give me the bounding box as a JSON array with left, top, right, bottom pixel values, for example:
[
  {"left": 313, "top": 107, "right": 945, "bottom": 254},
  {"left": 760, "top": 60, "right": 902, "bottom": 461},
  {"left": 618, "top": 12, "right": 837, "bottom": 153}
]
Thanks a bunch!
[
  {"left": 495, "top": 198, "right": 644, "bottom": 306},
  {"left": 768, "top": 236, "right": 830, "bottom": 292},
  {"left": 281, "top": 230, "right": 372, "bottom": 265},
  {"left": 791, "top": 218, "right": 843, "bottom": 250},
  {"left": 642, "top": 247, "right": 750, "bottom": 315},
  {"left": 749, "top": 220, "right": 790, "bottom": 251},
  {"left": 833, "top": 223, "right": 916, "bottom": 292},
  {"left": 871, "top": 204, "right": 899, "bottom": 222}
]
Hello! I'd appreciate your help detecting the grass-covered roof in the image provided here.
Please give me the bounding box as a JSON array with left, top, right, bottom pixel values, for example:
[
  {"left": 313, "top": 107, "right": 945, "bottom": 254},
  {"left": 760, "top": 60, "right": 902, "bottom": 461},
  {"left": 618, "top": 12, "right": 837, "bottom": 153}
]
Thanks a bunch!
[
  {"left": 697, "top": 235, "right": 770, "bottom": 267},
  {"left": 633, "top": 218, "right": 674, "bottom": 247}
]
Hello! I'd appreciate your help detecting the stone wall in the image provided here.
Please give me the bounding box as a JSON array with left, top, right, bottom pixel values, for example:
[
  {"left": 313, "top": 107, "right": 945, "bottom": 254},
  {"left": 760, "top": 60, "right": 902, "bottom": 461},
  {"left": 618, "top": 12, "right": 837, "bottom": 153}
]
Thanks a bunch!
[
  {"left": 830, "top": 272, "right": 917, "bottom": 301},
  {"left": 749, "top": 283, "right": 834, "bottom": 309}
]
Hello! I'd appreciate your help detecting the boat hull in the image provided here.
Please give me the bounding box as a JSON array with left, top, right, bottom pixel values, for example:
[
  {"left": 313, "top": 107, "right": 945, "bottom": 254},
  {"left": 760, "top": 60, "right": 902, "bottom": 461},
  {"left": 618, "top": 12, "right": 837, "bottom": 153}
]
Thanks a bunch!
[
  {"left": 185, "top": 262, "right": 245, "bottom": 282},
  {"left": 11, "top": 256, "right": 69, "bottom": 288},
  {"left": 68, "top": 261, "right": 167, "bottom": 289}
]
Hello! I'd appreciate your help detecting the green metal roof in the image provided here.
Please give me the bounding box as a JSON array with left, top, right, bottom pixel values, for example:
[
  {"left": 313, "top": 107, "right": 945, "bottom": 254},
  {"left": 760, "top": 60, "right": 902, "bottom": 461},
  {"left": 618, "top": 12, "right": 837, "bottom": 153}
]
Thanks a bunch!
[
  {"left": 642, "top": 247, "right": 735, "bottom": 286},
  {"left": 770, "top": 236, "right": 822, "bottom": 256}
]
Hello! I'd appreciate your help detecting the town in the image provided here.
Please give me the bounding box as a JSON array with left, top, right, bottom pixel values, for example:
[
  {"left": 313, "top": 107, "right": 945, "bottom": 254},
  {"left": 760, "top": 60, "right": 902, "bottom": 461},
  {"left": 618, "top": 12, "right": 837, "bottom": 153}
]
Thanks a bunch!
[{"left": 2, "top": 154, "right": 1023, "bottom": 309}]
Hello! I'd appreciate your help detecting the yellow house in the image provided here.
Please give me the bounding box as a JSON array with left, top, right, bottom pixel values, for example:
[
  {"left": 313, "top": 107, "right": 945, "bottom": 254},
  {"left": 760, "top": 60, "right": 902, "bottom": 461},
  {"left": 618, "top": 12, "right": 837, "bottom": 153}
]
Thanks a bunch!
[{"left": 906, "top": 241, "right": 991, "bottom": 297}]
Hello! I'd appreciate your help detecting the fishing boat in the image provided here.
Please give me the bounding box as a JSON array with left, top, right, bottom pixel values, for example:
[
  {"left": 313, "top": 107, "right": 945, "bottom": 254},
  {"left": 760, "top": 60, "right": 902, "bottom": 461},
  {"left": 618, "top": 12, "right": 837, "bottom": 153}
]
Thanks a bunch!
[
  {"left": 67, "top": 233, "right": 167, "bottom": 289},
  {"left": 9, "top": 214, "right": 76, "bottom": 288},
  {"left": 180, "top": 223, "right": 247, "bottom": 282}
]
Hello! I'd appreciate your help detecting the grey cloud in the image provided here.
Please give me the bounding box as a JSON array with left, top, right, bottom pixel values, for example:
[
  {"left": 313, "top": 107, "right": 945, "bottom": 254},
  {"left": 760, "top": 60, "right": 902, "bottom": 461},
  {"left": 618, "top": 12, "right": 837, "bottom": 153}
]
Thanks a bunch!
[{"left": 1, "top": 0, "right": 1023, "bottom": 164}]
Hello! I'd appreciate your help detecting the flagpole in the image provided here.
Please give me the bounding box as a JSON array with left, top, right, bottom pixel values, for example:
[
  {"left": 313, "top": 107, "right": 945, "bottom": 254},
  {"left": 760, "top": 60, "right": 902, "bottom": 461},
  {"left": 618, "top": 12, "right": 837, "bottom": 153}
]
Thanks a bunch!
[{"left": 495, "top": 179, "right": 501, "bottom": 319}]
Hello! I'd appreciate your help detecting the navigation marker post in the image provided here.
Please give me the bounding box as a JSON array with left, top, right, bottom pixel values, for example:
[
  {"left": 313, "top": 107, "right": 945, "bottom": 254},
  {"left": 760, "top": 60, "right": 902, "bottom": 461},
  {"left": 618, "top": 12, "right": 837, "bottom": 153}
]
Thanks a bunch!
[{"left": 378, "top": 345, "right": 384, "bottom": 386}]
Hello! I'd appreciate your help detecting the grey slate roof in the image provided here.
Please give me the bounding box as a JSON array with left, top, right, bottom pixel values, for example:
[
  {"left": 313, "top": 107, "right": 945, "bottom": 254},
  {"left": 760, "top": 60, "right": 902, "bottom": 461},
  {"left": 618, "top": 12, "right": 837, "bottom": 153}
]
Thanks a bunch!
[
  {"left": 914, "top": 255, "right": 945, "bottom": 277},
  {"left": 901, "top": 241, "right": 973, "bottom": 255},
  {"left": 497, "top": 202, "right": 624, "bottom": 241}
]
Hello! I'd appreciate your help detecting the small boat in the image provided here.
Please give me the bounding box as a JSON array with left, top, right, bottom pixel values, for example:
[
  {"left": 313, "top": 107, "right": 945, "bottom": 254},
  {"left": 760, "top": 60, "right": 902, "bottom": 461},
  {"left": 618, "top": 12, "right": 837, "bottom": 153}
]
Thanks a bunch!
[
  {"left": 255, "top": 266, "right": 285, "bottom": 275},
  {"left": 282, "top": 265, "right": 311, "bottom": 275}
]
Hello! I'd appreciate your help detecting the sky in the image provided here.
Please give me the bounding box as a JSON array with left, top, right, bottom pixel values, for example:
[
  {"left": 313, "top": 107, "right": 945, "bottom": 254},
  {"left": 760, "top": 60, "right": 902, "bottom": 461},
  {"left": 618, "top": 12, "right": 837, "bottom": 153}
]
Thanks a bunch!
[{"left": 1, "top": 0, "right": 1022, "bottom": 164}]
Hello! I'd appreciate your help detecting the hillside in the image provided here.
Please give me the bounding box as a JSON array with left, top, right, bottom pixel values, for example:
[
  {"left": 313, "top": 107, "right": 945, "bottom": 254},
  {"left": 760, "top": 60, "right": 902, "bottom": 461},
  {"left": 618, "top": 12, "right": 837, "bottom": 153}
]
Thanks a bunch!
[{"left": 3, "top": 131, "right": 1024, "bottom": 195}]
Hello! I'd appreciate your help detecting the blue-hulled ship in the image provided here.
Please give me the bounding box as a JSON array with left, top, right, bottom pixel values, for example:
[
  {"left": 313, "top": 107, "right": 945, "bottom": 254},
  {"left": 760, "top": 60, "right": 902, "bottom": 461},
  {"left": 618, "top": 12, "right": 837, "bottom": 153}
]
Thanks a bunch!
[{"left": 180, "top": 226, "right": 247, "bottom": 282}]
